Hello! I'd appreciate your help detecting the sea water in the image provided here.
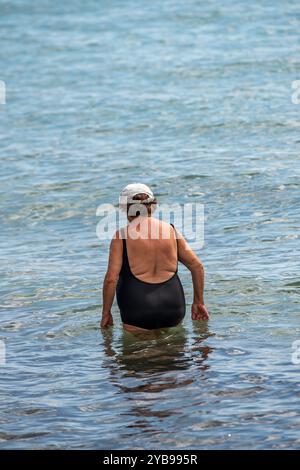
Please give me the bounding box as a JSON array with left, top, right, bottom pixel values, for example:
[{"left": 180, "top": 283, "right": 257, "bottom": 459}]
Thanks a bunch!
[{"left": 0, "top": 0, "right": 299, "bottom": 449}]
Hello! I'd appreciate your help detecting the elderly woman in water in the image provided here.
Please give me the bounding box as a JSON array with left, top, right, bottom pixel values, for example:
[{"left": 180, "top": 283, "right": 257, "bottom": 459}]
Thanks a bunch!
[{"left": 100, "top": 183, "right": 209, "bottom": 332}]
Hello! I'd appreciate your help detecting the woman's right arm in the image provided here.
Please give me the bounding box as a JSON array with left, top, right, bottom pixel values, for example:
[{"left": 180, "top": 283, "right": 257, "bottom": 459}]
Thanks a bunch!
[{"left": 176, "top": 231, "right": 210, "bottom": 321}]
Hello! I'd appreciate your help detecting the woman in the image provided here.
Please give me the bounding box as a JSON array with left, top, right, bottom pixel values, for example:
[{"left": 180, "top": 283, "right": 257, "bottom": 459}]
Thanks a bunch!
[{"left": 100, "top": 183, "right": 209, "bottom": 331}]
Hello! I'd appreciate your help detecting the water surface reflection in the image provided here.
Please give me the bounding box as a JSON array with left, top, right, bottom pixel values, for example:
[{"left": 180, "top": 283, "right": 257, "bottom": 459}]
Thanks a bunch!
[
  {"left": 102, "top": 323, "right": 213, "bottom": 373},
  {"left": 101, "top": 323, "right": 213, "bottom": 439}
]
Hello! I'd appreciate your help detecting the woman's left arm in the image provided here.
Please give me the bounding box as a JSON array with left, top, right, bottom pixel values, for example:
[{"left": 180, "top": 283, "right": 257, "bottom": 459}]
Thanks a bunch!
[{"left": 101, "top": 233, "right": 123, "bottom": 328}]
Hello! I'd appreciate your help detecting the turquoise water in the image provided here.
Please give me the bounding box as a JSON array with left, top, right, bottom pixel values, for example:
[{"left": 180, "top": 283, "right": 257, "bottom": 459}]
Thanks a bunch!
[{"left": 1, "top": 0, "right": 300, "bottom": 449}]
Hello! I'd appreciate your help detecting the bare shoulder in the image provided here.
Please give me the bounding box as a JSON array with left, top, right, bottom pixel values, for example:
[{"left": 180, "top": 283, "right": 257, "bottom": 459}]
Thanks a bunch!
[
  {"left": 150, "top": 218, "right": 172, "bottom": 239},
  {"left": 109, "top": 229, "right": 124, "bottom": 250}
]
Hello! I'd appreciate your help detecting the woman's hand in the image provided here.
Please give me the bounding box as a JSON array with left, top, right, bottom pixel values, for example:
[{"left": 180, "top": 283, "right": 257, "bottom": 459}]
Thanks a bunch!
[
  {"left": 191, "top": 303, "right": 210, "bottom": 321},
  {"left": 100, "top": 311, "right": 113, "bottom": 328}
]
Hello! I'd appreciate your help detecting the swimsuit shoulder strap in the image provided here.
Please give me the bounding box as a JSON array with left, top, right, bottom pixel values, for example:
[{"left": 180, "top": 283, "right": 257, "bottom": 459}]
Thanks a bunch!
[
  {"left": 119, "top": 226, "right": 132, "bottom": 276},
  {"left": 170, "top": 223, "right": 179, "bottom": 272}
]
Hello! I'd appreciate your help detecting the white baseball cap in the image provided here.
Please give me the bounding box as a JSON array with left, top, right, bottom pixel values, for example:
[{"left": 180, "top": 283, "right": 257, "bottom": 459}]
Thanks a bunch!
[{"left": 119, "top": 183, "right": 155, "bottom": 209}]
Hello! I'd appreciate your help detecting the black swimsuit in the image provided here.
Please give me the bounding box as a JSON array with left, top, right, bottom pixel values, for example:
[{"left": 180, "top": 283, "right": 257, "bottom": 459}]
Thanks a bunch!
[{"left": 116, "top": 224, "right": 186, "bottom": 330}]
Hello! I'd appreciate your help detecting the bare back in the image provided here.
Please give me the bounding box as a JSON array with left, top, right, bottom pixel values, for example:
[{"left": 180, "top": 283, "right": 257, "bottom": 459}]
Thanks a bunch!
[{"left": 125, "top": 217, "right": 177, "bottom": 283}]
